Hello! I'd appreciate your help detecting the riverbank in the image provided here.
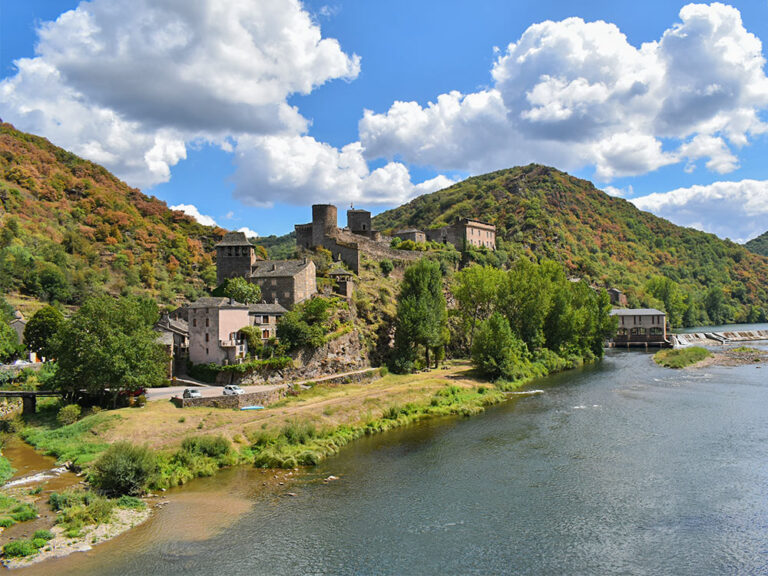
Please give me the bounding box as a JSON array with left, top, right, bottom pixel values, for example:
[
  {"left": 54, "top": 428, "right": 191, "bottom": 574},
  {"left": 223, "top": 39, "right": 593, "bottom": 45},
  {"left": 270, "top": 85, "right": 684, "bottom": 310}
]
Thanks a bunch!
[{"left": 655, "top": 345, "right": 768, "bottom": 369}]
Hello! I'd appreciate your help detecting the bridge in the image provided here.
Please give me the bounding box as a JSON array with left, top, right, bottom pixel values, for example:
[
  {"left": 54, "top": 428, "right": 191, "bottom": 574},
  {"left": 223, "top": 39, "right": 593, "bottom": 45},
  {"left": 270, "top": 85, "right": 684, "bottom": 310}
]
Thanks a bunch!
[{"left": 0, "top": 390, "right": 61, "bottom": 415}]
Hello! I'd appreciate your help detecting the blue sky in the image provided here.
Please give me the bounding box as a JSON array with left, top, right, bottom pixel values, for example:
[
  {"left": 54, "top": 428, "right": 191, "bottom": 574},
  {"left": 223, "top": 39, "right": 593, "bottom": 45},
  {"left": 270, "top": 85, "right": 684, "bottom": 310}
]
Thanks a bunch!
[{"left": 2, "top": 1, "right": 768, "bottom": 242}]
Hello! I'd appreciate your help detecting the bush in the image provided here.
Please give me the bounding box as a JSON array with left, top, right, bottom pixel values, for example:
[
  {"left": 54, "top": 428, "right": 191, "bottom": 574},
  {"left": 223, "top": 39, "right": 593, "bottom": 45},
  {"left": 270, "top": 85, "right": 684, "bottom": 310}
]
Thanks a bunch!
[
  {"left": 57, "top": 404, "right": 82, "bottom": 425},
  {"left": 32, "top": 529, "right": 53, "bottom": 541},
  {"left": 90, "top": 442, "right": 157, "bottom": 496},
  {"left": 134, "top": 394, "right": 147, "bottom": 407},
  {"left": 180, "top": 435, "right": 231, "bottom": 458},
  {"left": 3, "top": 539, "right": 37, "bottom": 558},
  {"left": 471, "top": 313, "right": 529, "bottom": 381},
  {"left": 379, "top": 259, "right": 394, "bottom": 277},
  {"left": 116, "top": 495, "right": 146, "bottom": 510},
  {"left": 10, "top": 503, "right": 37, "bottom": 522},
  {"left": 0, "top": 517, "right": 14, "bottom": 528}
]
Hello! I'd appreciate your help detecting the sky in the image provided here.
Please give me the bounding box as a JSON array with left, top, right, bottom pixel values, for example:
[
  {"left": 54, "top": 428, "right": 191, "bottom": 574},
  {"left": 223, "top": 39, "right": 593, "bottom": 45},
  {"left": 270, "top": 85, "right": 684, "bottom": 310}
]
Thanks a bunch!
[{"left": 1, "top": 0, "right": 768, "bottom": 243}]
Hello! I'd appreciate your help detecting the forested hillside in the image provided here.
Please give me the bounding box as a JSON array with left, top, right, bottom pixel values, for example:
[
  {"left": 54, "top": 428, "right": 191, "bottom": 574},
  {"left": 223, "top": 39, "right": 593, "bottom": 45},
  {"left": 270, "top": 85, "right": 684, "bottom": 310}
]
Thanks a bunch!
[
  {"left": 745, "top": 230, "right": 768, "bottom": 258},
  {"left": 0, "top": 123, "right": 229, "bottom": 310},
  {"left": 374, "top": 164, "right": 768, "bottom": 326}
]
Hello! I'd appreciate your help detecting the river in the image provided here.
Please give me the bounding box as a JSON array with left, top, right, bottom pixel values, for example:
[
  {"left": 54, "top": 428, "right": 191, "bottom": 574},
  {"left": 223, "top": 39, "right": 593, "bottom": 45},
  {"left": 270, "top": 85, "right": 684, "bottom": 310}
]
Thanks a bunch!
[{"left": 17, "top": 347, "right": 768, "bottom": 575}]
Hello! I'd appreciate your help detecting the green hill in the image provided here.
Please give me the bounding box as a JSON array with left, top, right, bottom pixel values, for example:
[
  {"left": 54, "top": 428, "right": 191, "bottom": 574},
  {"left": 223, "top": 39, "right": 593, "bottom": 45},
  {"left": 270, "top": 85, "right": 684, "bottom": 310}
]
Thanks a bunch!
[
  {"left": 373, "top": 164, "right": 768, "bottom": 325},
  {"left": 0, "top": 123, "right": 231, "bottom": 311},
  {"left": 745, "top": 231, "right": 768, "bottom": 258}
]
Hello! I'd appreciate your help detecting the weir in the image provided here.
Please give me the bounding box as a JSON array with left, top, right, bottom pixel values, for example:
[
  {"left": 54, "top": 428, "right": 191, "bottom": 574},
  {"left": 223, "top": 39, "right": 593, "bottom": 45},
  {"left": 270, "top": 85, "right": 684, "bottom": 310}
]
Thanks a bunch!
[{"left": 669, "top": 329, "right": 768, "bottom": 348}]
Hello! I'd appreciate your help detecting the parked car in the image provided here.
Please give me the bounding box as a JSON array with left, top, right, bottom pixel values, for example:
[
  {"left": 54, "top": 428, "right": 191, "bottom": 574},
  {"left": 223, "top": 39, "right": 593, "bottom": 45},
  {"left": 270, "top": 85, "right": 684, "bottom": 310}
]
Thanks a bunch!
[
  {"left": 222, "top": 385, "right": 245, "bottom": 396},
  {"left": 183, "top": 388, "right": 203, "bottom": 399}
]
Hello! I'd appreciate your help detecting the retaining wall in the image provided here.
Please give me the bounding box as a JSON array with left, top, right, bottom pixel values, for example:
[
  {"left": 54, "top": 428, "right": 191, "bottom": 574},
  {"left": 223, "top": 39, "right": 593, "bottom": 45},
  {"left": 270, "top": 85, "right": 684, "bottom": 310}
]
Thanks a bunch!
[{"left": 172, "top": 387, "right": 286, "bottom": 409}]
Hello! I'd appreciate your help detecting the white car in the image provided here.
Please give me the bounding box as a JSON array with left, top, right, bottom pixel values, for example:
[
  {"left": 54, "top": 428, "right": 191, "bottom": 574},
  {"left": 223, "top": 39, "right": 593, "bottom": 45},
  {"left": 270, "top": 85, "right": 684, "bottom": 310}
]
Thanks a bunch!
[{"left": 222, "top": 385, "right": 245, "bottom": 396}]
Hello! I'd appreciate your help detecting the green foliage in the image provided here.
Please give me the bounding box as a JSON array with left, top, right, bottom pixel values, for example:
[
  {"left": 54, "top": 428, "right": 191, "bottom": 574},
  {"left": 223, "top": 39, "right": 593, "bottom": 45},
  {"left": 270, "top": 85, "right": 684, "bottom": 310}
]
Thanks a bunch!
[
  {"left": 654, "top": 347, "right": 712, "bottom": 369},
  {"left": 0, "top": 454, "right": 14, "bottom": 484},
  {"left": 452, "top": 265, "right": 505, "bottom": 352},
  {"left": 744, "top": 230, "right": 768, "bottom": 257},
  {"left": 372, "top": 164, "right": 768, "bottom": 327},
  {"left": 32, "top": 529, "right": 53, "bottom": 541},
  {"left": 391, "top": 260, "right": 448, "bottom": 372},
  {"left": 180, "top": 435, "right": 231, "bottom": 458},
  {"left": 471, "top": 313, "right": 528, "bottom": 380},
  {"left": 10, "top": 503, "right": 37, "bottom": 522},
  {"left": 23, "top": 305, "right": 64, "bottom": 358},
  {"left": 645, "top": 276, "right": 686, "bottom": 327},
  {"left": 57, "top": 404, "right": 82, "bottom": 425},
  {"left": 379, "top": 259, "right": 394, "bottom": 277},
  {"left": 276, "top": 296, "right": 342, "bottom": 352},
  {"left": 3, "top": 540, "right": 39, "bottom": 558},
  {"left": 187, "top": 356, "right": 293, "bottom": 383},
  {"left": 220, "top": 276, "right": 262, "bottom": 304},
  {"left": 0, "top": 318, "right": 21, "bottom": 363},
  {"left": 51, "top": 295, "right": 168, "bottom": 403},
  {"left": 90, "top": 442, "right": 157, "bottom": 496},
  {"left": 116, "top": 495, "right": 146, "bottom": 509}
]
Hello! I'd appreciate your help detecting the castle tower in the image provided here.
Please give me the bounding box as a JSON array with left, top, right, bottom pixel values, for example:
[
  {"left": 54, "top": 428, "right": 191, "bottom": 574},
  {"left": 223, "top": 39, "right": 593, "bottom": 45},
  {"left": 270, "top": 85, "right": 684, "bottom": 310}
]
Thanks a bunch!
[
  {"left": 312, "top": 204, "right": 337, "bottom": 246},
  {"left": 347, "top": 208, "right": 372, "bottom": 234},
  {"left": 215, "top": 231, "right": 256, "bottom": 285}
]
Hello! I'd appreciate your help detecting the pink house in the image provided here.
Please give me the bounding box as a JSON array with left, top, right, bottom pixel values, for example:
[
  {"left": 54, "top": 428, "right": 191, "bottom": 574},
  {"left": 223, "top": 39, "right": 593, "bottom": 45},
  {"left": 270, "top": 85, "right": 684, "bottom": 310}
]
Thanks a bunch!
[{"left": 188, "top": 298, "right": 250, "bottom": 365}]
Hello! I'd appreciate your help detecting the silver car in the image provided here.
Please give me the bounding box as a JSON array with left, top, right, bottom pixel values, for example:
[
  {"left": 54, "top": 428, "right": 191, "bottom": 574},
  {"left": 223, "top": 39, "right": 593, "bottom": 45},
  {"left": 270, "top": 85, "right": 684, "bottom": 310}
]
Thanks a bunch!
[
  {"left": 222, "top": 385, "right": 245, "bottom": 396},
  {"left": 183, "top": 388, "right": 203, "bottom": 399}
]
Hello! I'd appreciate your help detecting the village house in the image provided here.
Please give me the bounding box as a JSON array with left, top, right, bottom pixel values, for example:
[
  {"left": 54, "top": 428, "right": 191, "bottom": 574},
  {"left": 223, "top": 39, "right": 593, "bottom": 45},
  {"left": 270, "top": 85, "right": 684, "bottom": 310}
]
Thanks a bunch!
[
  {"left": 610, "top": 308, "right": 668, "bottom": 347},
  {"left": 426, "top": 218, "right": 496, "bottom": 250},
  {"left": 215, "top": 231, "right": 317, "bottom": 307},
  {"left": 248, "top": 301, "right": 287, "bottom": 340},
  {"left": 249, "top": 259, "right": 316, "bottom": 308},
  {"left": 9, "top": 311, "right": 25, "bottom": 345},
  {"left": 154, "top": 312, "right": 189, "bottom": 376},
  {"left": 393, "top": 229, "right": 426, "bottom": 243},
  {"left": 188, "top": 297, "right": 249, "bottom": 365},
  {"left": 607, "top": 288, "right": 628, "bottom": 307}
]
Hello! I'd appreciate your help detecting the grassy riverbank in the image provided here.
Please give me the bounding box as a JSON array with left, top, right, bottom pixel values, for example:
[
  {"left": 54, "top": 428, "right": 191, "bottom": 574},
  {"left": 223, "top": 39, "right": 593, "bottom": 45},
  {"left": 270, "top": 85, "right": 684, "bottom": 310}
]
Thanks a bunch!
[
  {"left": 14, "top": 362, "right": 511, "bottom": 483},
  {"left": 653, "top": 347, "right": 712, "bottom": 368}
]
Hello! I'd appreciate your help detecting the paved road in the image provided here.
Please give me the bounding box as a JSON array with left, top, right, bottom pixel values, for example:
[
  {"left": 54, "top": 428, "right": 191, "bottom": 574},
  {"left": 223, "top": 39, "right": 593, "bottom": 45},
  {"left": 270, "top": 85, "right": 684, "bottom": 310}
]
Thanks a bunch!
[{"left": 146, "top": 383, "right": 286, "bottom": 402}]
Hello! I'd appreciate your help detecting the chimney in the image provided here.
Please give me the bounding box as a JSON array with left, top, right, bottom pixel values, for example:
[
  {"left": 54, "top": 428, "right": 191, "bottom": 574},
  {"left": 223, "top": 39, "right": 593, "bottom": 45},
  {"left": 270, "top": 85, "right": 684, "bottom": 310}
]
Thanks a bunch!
[{"left": 274, "top": 298, "right": 279, "bottom": 305}]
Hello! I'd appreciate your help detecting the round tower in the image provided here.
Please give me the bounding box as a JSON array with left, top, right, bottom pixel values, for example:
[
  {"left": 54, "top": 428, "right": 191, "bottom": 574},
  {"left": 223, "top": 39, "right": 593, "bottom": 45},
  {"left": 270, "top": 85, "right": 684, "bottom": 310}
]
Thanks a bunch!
[{"left": 312, "top": 204, "right": 337, "bottom": 245}]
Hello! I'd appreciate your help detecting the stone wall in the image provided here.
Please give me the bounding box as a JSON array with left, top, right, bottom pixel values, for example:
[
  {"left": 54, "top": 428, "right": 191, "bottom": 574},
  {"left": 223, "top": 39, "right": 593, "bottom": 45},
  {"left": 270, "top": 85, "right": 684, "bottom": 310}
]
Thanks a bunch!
[{"left": 172, "top": 386, "right": 286, "bottom": 409}]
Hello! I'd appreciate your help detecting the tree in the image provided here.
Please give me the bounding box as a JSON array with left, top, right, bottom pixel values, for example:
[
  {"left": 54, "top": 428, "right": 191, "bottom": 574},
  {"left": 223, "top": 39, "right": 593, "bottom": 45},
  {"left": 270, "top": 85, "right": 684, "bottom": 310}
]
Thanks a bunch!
[
  {"left": 392, "top": 259, "right": 448, "bottom": 372},
  {"left": 645, "top": 276, "right": 685, "bottom": 327},
  {"left": 0, "top": 321, "right": 20, "bottom": 363},
  {"left": 222, "top": 277, "right": 261, "bottom": 304},
  {"left": 51, "top": 295, "right": 168, "bottom": 405},
  {"left": 704, "top": 286, "right": 730, "bottom": 325},
  {"left": 452, "top": 265, "right": 505, "bottom": 353},
  {"left": 24, "top": 305, "right": 64, "bottom": 360},
  {"left": 471, "top": 313, "right": 528, "bottom": 380}
]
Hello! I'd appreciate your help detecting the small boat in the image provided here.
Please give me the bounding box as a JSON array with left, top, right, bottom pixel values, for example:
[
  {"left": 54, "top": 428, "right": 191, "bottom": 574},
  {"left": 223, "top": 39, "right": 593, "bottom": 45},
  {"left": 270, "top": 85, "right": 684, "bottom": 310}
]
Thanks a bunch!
[{"left": 240, "top": 405, "right": 265, "bottom": 411}]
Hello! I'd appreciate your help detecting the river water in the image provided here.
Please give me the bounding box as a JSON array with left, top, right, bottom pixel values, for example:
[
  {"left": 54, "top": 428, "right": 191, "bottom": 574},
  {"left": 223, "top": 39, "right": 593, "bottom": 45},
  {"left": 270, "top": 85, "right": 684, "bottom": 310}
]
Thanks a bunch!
[{"left": 18, "top": 347, "right": 768, "bottom": 575}]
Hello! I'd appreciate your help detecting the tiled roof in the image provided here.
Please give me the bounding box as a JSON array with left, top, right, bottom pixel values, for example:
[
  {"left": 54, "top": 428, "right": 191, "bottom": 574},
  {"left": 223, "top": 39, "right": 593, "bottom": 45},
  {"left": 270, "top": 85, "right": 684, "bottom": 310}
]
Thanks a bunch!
[
  {"left": 250, "top": 259, "right": 312, "bottom": 278},
  {"left": 394, "top": 229, "right": 424, "bottom": 234},
  {"left": 328, "top": 267, "right": 352, "bottom": 276},
  {"left": 248, "top": 302, "right": 288, "bottom": 314},
  {"left": 188, "top": 297, "right": 249, "bottom": 309},
  {"left": 215, "top": 231, "right": 254, "bottom": 247},
  {"left": 610, "top": 308, "right": 665, "bottom": 316}
]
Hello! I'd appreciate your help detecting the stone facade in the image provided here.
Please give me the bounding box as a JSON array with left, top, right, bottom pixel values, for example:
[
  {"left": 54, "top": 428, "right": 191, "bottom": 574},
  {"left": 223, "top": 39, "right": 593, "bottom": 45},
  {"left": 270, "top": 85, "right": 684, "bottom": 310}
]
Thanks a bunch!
[
  {"left": 329, "top": 268, "right": 354, "bottom": 299},
  {"left": 394, "top": 229, "right": 426, "bottom": 243},
  {"left": 248, "top": 302, "right": 287, "bottom": 340},
  {"left": 611, "top": 308, "right": 667, "bottom": 344},
  {"left": 215, "top": 232, "right": 257, "bottom": 285},
  {"left": 249, "top": 259, "right": 316, "bottom": 308},
  {"left": 188, "top": 298, "right": 249, "bottom": 365},
  {"left": 172, "top": 386, "right": 286, "bottom": 409},
  {"left": 607, "top": 288, "right": 628, "bottom": 307},
  {"left": 426, "top": 218, "right": 496, "bottom": 250},
  {"left": 347, "top": 209, "right": 372, "bottom": 234},
  {"left": 154, "top": 313, "right": 189, "bottom": 376}
]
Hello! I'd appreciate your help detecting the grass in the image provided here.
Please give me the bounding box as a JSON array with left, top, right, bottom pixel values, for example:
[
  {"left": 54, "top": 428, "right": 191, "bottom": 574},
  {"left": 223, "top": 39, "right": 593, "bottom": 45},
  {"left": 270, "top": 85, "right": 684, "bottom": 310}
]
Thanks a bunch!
[
  {"left": 0, "top": 452, "right": 14, "bottom": 484},
  {"left": 654, "top": 346, "right": 712, "bottom": 368}
]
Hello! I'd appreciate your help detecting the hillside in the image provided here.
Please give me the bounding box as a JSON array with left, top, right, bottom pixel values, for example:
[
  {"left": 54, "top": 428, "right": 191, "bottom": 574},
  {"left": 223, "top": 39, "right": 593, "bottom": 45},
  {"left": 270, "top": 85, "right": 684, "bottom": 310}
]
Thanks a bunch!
[
  {"left": 745, "top": 230, "right": 768, "bottom": 258},
  {"left": 0, "top": 123, "right": 227, "bottom": 311},
  {"left": 374, "top": 164, "right": 768, "bottom": 325}
]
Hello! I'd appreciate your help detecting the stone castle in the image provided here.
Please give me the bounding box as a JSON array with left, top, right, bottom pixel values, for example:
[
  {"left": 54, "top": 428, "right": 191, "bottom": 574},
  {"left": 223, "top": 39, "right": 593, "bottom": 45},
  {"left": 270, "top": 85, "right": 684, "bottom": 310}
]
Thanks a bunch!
[{"left": 295, "top": 204, "right": 420, "bottom": 273}]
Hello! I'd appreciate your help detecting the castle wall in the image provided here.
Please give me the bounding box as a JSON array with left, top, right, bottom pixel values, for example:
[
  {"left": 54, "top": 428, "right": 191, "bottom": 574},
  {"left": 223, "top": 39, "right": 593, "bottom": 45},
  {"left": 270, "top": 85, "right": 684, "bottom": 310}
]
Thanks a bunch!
[
  {"left": 347, "top": 209, "right": 372, "bottom": 233},
  {"left": 312, "top": 204, "right": 337, "bottom": 246}
]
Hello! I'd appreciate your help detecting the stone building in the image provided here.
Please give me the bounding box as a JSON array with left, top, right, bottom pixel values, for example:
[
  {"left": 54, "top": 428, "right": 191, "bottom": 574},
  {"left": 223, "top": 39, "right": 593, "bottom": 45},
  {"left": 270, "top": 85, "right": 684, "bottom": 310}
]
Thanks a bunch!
[
  {"left": 610, "top": 308, "right": 668, "bottom": 347},
  {"left": 188, "top": 297, "right": 249, "bottom": 365},
  {"left": 215, "top": 231, "right": 258, "bottom": 285},
  {"left": 393, "top": 229, "right": 426, "bottom": 243},
  {"left": 607, "top": 288, "right": 628, "bottom": 307},
  {"left": 329, "top": 267, "right": 354, "bottom": 299},
  {"left": 248, "top": 302, "right": 288, "bottom": 340},
  {"left": 426, "top": 218, "right": 496, "bottom": 250},
  {"left": 9, "top": 311, "right": 26, "bottom": 345},
  {"left": 154, "top": 313, "right": 189, "bottom": 376},
  {"left": 250, "top": 259, "right": 317, "bottom": 308}
]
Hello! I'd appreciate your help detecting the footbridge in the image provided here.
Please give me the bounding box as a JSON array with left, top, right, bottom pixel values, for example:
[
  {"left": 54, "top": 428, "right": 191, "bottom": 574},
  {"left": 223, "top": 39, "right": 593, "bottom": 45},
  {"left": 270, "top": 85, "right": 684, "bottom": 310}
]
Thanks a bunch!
[{"left": 0, "top": 390, "right": 61, "bottom": 415}]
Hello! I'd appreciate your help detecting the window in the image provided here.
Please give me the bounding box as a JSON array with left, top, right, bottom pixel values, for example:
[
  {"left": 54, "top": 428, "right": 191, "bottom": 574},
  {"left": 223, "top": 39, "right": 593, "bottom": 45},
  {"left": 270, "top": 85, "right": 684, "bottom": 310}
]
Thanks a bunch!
[
  {"left": 271, "top": 279, "right": 277, "bottom": 286},
  {"left": 205, "top": 318, "right": 209, "bottom": 327},
  {"left": 192, "top": 318, "right": 197, "bottom": 327},
  {"left": 205, "top": 333, "right": 209, "bottom": 342},
  {"left": 263, "top": 315, "right": 269, "bottom": 324},
  {"left": 650, "top": 327, "right": 663, "bottom": 336},
  {"left": 617, "top": 328, "right": 628, "bottom": 336},
  {"left": 205, "top": 347, "right": 209, "bottom": 355},
  {"left": 284, "top": 291, "right": 290, "bottom": 298},
  {"left": 262, "top": 329, "right": 270, "bottom": 339}
]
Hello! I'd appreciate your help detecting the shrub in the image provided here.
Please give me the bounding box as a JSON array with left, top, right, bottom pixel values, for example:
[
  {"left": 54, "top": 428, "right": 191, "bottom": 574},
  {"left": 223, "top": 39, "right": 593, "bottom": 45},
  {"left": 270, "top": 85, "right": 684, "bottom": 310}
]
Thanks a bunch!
[
  {"left": 0, "top": 517, "right": 14, "bottom": 528},
  {"left": 116, "top": 495, "right": 145, "bottom": 510},
  {"left": 281, "top": 420, "right": 317, "bottom": 445},
  {"left": 57, "top": 404, "right": 82, "bottom": 425},
  {"left": 32, "top": 529, "right": 53, "bottom": 541},
  {"left": 181, "top": 435, "right": 231, "bottom": 458},
  {"left": 10, "top": 503, "right": 37, "bottom": 522},
  {"left": 2, "top": 540, "right": 37, "bottom": 558},
  {"left": 379, "top": 259, "right": 394, "bottom": 277},
  {"left": 90, "top": 442, "right": 157, "bottom": 496},
  {"left": 134, "top": 394, "right": 147, "bottom": 407}
]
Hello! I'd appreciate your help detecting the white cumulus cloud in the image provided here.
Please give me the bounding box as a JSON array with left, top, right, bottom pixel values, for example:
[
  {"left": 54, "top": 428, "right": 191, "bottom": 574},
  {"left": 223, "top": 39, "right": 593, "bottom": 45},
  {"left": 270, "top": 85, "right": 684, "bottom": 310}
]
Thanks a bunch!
[
  {"left": 0, "top": 0, "right": 360, "bottom": 189},
  {"left": 170, "top": 204, "right": 218, "bottom": 227},
  {"left": 359, "top": 3, "right": 768, "bottom": 182},
  {"left": 237, "top": 227, "right": 259, "bottom": 238},
  {"left": 631, "top": 179, "right": 768, "bottom": 242}
]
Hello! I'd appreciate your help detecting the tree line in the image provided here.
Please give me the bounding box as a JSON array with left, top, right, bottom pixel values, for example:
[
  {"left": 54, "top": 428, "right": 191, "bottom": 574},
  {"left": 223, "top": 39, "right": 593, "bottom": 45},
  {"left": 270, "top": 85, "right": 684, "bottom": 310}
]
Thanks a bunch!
[{"left": 390, "top": 258, "right": 617, "bottom": 381}]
